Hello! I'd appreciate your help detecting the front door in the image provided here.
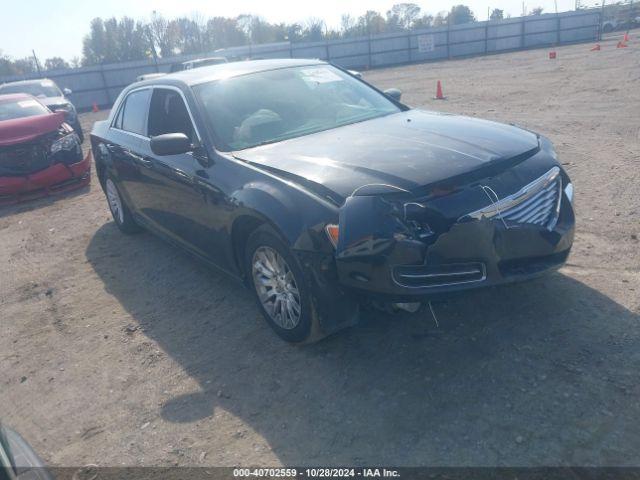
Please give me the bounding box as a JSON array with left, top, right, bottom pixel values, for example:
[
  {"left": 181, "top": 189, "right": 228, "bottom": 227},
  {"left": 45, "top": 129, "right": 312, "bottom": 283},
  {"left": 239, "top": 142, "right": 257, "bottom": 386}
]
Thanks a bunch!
[{"left": 136, "top": 87, "right": 228, "bottom": 266}]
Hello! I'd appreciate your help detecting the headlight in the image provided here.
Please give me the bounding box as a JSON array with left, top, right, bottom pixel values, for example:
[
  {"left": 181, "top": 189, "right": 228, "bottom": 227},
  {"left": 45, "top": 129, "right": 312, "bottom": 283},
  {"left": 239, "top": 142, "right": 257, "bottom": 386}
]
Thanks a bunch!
[
  {"left": 564, "top": 183, "right": 574, "bottom": 204},
  {"left": 55, "top": 103, "right": 77, "bottom": 122},
  {"left": 50, "top": 133, "right": 79, "bottom": 154}
]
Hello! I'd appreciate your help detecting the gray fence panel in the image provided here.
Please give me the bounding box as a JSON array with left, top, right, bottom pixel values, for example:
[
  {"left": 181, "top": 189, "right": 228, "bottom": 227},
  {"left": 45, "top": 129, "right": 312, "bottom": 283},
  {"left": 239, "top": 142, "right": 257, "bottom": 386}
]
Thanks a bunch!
[
  {"left": 291, "top": 42, "right": 328, "bottom": 60},
  {"left": 525, "top": 16, "right": 559, "bottom": 34},
  {"left": 451, "top": 40, "right": 487, "bottom": 56},
  {"left": 0, "top": 9, "right": 601, "bottom": 111}
]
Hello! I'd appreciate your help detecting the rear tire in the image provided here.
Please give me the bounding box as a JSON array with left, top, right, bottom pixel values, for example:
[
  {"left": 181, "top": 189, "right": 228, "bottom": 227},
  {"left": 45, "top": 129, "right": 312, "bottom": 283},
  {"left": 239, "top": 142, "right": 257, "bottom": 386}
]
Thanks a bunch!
[
  {"left": 105, "top": 175, "right": 142, "bottom": 234},
  {"left": 245, "top": 226, "right": 318, "bottom": 343}
]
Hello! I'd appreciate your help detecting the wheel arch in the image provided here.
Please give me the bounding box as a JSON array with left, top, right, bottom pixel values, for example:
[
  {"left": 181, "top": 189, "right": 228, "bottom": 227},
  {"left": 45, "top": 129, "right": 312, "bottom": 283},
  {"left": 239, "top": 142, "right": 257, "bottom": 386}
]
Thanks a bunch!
[{"left": 228, "top": 181, "right": 337, "bottom": 277}]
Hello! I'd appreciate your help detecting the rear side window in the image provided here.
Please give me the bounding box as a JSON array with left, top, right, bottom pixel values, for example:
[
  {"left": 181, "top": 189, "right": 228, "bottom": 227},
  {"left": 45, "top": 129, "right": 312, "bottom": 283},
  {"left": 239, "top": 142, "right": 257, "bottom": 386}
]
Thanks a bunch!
[{"left": 116, "top": 89, "right": 151, "bottom": 136}]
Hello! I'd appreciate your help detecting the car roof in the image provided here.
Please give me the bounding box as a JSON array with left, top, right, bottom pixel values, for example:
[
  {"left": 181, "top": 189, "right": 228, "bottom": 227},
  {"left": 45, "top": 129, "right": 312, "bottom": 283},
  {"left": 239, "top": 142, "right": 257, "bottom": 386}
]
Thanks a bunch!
[
  {"left": 143, "top": 59, "right": 326, "bottom": 88},
  {"left": 0, "top": 78, "right": 56, "bottom": 87},
  {"left": 183, "top": 56, "right": 227, "bottom": 64}
]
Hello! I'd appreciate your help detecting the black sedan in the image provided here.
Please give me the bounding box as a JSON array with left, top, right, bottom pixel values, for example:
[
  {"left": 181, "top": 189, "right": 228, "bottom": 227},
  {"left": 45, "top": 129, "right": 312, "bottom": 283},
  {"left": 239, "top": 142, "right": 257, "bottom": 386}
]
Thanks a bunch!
[{"left": 90, "top": 59, "right": 575, "bottom": 343}]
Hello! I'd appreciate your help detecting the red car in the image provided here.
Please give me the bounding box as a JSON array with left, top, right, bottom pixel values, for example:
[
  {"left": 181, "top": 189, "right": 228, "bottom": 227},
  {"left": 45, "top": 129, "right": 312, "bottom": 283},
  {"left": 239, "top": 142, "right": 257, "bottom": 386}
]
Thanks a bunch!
[{"left": 0, "top": 93, "right": 90, "bottom": 205}]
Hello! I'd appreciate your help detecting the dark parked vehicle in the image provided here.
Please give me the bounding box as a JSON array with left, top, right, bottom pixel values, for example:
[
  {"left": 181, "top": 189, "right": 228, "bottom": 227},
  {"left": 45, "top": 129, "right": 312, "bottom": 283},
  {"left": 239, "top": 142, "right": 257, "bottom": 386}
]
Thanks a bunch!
[
  {"left": 169, "top": 56, "right": 228, "bottom": 73},
  {"left": 90, "top": 59, "right": 575, "bottom": 343},
  {"left": 0, "top": 422, "right": 53, "bottom": 480},
  {"left": 0, "top": 79, "right": 83, "bottom": 143}
]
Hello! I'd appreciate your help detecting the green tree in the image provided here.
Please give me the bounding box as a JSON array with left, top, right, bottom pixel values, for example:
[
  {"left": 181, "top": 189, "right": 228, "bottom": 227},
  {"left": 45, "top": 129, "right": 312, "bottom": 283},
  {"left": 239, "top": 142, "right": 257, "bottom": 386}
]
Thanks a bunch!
[
  {"left": 302, "top": 18, "right": 325, "bottom": 41},
  {"left": 386, "top": 3, "right": 422, "bottom": 30},
  {"left": 490, "top": 8, "right": 504, "bottom": 20},
  {"left": 205, "top": 17, "right": 246, "bottom": 49},
  {"left": 148, "top": 13, "right": 179, "bottom": 58},
  {"left": 412, "top": 14, "right": 434, "bottom": 29},
  {"left": 530, "top": 6, "right": 544, "bottom": 15},
  {"left": 82, "top": 18, "right": 106, "bottom": 65},
  {"left": 448, "top": 5, "right": 476, "bottom": 25},
  {"left": 433, "top": 11, "right": 449, "bottom": 27},
  {"left": 358, "top": 10, "right": 387, "bottom": 35},
  {"left": 44, "top": 57, "right": 70, "bottom": 70}
]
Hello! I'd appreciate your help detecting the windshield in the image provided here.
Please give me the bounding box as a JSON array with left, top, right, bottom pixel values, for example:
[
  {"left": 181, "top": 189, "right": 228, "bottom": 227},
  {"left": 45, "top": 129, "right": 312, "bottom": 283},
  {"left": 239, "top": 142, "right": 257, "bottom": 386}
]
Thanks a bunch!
[
  {"left": 193, "top": 65, "right": 401, "bottom": 151},
  {"left": 0, "top": 98, "right": 49, "bottom": 121},
  {"left": 0, "top": 81, "right": 62, "bottom": 99}
]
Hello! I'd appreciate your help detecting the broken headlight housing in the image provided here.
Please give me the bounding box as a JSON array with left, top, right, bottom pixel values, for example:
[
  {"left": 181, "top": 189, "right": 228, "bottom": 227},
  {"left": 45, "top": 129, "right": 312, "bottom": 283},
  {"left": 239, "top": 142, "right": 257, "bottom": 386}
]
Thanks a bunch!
[{"left": 50, "top": 133, "right": 79, "bottom": 154}]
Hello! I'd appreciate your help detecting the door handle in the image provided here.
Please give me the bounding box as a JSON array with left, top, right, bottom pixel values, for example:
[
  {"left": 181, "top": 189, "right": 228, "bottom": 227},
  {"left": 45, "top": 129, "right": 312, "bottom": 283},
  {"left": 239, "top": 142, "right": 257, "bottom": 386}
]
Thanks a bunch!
[{"left": 128, "top": 151, "right": 153, "bottom": 168}]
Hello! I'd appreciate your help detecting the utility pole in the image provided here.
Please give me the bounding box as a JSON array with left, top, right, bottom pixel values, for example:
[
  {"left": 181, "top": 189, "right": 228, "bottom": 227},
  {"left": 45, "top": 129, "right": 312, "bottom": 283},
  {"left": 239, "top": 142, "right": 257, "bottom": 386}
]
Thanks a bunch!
[{"left": 31, "top": 50, "right": 41, "bottom": 76}]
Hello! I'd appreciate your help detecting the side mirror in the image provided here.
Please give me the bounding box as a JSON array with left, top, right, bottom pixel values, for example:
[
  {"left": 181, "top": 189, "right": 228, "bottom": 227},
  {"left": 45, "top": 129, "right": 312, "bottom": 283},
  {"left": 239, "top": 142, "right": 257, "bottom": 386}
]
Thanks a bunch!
[
  {"left": 384, "top": 88, "right": 402, "bottom": 102},
  {"left": 63, "top": 88, "right": 72, "bottom": 95},
  {"left": 150, "top": 133, "right": 193, "bottom": 156}
]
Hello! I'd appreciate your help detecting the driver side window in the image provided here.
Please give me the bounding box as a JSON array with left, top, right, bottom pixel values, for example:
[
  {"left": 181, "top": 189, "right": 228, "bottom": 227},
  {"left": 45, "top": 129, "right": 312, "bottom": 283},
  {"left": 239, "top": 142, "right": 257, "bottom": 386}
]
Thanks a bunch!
[{"left": 148, "top": 88, "right": 196, "bottom": 143}]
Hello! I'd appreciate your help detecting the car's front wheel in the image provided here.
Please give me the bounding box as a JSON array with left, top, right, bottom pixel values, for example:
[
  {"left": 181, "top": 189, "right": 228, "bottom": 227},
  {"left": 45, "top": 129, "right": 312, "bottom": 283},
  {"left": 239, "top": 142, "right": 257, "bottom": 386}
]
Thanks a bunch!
[
  {"left": 105, "top": 176, "right": 141, "bottom": 234},
  {"left": 245, "top": 226, "right": 319, "bottom": 343}
]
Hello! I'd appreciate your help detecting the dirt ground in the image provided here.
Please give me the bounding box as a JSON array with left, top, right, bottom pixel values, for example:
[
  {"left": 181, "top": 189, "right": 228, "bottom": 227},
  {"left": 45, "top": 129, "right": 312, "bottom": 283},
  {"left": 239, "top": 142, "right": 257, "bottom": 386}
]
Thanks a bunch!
[{"left": 1, "top": 34, "right": 639, "bottom": 468}]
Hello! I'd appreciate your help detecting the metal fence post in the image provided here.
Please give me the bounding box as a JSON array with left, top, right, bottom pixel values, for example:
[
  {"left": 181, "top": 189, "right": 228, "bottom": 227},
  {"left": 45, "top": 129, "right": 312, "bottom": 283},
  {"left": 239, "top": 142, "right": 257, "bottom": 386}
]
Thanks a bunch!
[
  {"left": 407, "top": 32, "right": 412, "bottom": 63},
  {"left": 521, "top": 16, "right": 526, "bottom": 48},
  {"left": 599, "top": 0, "right": 606, "bottom": 41},
  {"left": 99, "top": 63, "right": 111, "bottom": 107},
  {"left": 485, "top": 21, "right": 489, "bottom": 53}
]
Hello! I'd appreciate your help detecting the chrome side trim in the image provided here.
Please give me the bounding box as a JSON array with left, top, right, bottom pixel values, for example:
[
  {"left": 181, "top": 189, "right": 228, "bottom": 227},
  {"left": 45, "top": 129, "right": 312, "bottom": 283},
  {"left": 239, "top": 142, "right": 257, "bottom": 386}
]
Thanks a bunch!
[
  {"left": 399, "top": 269, "right": 482, "bottom": 279},
  {"left": 392, "top": 263, "right": 487, "bottom": 289}
]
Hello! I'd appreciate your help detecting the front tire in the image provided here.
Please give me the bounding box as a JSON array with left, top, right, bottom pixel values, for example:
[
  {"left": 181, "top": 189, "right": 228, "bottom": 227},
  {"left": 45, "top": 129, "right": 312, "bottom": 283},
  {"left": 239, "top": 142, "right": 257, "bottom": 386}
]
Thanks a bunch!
[
  {"left": 105, "top": 176, "right": 141, "bottom": 234},
  {"left": 245, "top": 226, "right": 318, "bottom": 343}
]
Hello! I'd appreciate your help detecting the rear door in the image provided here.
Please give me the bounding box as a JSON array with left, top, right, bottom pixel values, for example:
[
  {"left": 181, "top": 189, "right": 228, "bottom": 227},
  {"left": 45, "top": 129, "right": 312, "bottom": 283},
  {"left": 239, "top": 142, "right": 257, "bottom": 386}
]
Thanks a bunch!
[{"left": 106, "top": 88, "right": 152, "bottom": 211}]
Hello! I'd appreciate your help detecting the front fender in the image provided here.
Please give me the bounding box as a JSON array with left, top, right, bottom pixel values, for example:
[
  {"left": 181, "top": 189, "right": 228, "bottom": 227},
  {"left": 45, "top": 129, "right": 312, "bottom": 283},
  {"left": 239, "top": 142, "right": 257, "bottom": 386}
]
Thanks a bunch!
[
  {"left": 231, "top": 180, "right": 337, "bottom": 253},
  {"left": 230, "top": 182, "right": 357, "bottom": 337}
]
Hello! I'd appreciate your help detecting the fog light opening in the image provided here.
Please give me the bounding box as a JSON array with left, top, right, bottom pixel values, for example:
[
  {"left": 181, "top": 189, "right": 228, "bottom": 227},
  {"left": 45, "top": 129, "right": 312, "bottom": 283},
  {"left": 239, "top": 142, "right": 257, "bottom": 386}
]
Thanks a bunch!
[{"left": 392, "top": 302, "right": 421, "bottom": 313}]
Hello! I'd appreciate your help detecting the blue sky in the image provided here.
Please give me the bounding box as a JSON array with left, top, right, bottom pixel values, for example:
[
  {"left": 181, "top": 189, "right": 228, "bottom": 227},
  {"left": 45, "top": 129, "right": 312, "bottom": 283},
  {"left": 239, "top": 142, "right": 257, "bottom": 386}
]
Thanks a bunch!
[{"left": 2, "top": 0, "right": 584, "bottom": 61}]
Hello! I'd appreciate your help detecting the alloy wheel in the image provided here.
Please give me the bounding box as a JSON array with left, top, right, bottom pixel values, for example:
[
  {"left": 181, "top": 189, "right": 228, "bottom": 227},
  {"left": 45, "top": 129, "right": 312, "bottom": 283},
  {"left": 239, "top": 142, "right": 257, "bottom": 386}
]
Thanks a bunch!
[
  {"left": 105, "top": 178, "right": 124, "bottom": 224},
  {"left": 252, "top": 246, "right": 302, "bottom": 329}
]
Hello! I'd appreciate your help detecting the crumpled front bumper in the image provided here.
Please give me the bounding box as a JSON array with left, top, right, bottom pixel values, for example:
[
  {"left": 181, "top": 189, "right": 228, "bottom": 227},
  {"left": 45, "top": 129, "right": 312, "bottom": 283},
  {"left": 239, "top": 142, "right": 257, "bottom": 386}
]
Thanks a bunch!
[
  {"left": 0, "top": 151, "right": 91, "bottom": 206},
  {"left": 334, "top": 175, "right": 575, "bottom": 301}
]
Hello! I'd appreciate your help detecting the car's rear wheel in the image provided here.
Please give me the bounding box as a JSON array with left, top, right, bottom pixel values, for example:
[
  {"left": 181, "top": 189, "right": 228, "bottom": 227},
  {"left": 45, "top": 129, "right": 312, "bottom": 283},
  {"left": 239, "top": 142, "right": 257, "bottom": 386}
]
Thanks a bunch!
[
  {"left": 245, "top": 226, "right": 318, "bottom": 343},
  {"left": 105, "top": 176, "right": 141, "bottom": 234}
]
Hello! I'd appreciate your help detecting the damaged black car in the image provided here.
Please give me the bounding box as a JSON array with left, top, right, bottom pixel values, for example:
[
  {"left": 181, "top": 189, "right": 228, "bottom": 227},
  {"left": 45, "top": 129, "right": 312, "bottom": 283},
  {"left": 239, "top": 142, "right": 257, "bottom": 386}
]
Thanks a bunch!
[{"left": 90, "top": 59, "right": 575, "bottom": 343}]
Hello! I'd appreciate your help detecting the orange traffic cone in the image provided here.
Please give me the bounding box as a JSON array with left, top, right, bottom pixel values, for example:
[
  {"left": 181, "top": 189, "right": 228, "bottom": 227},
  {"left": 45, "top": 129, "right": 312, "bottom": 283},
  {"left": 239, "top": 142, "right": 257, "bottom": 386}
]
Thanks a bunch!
[
  {"left": 623, "top": 32, "right": 630, "bottom": 42},
  {"left": 434, "top": 80, "right": 446, "bottom": 100},
  {"left": 617, "top": 41, "right": 628, "bottom": 48},
  {"left": 92, "top": 102, "right": 99, "bottom": 113},
  {"left": 590, "top": 44, "right": 601, "bottom": 51}
]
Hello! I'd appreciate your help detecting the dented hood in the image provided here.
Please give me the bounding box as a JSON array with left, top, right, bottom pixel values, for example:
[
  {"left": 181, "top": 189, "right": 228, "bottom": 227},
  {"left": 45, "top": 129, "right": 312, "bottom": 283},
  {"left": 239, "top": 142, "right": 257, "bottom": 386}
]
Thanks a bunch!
[
  {"left": 234, "top": 110, "right": 539, "bottom": 200},
  {"left": 0, "top": 112, "right": 65, "bottom": 147}
]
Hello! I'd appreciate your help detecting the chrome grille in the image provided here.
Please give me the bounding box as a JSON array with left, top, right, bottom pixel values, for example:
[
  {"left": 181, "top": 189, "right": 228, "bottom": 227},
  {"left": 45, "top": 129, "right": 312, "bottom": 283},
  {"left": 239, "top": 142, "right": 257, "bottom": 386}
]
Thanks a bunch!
[{"left": 463, "top": 167, "right": 562, "bottom": 230}]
